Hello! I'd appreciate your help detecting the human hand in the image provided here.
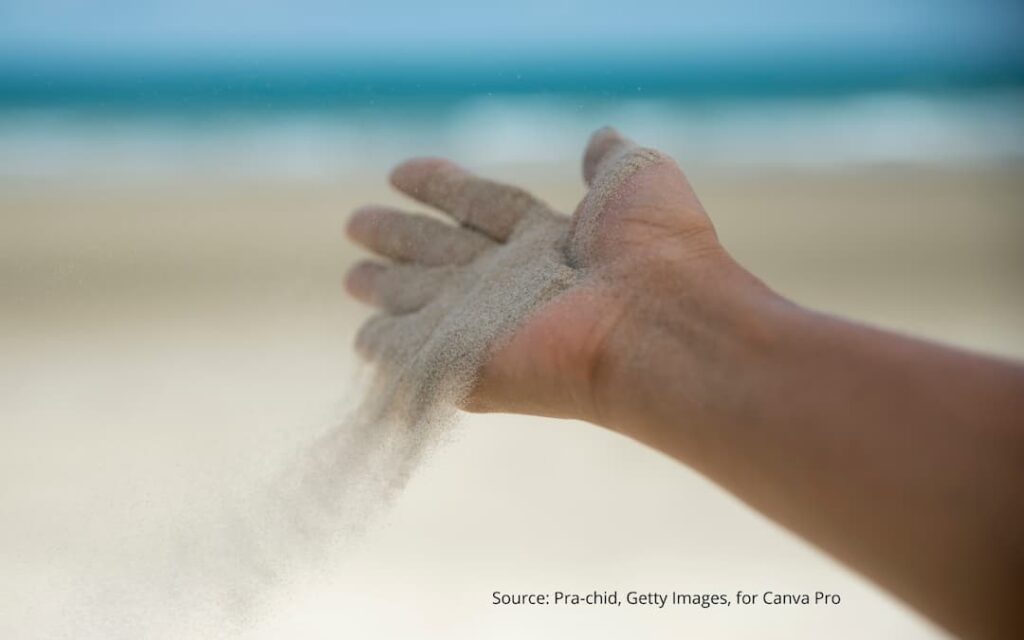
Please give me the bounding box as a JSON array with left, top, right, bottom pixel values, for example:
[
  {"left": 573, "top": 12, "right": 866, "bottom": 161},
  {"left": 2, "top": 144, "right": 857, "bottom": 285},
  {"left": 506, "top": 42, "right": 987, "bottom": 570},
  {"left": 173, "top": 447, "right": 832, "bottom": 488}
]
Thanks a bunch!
[
  {"left": 346, "top": 128, "right": 1024, "bottom": 640},
  {"left": 345, "top": 127, "right": 759, "bottom": 423}
]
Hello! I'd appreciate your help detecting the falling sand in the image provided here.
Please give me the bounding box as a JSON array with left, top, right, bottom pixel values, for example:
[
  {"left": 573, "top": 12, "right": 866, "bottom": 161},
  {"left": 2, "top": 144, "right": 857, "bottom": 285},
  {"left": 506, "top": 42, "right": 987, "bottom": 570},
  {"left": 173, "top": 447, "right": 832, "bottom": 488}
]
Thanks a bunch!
[
  {"left": 330, "top": 128, "right": 663, "bottom": 541},
  {"left": 296, "top": 127, "right": 663, "bottom": 545},
  {"left": 67, "top": 128, "right": 657, "bottom": 638}
]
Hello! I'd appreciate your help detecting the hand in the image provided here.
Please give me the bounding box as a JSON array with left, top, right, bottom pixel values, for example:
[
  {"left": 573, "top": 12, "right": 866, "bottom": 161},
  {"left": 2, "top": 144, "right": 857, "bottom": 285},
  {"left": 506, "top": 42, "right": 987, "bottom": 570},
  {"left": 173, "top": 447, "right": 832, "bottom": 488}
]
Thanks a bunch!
[
  {"left": 346, "top": 129, "right": 1024, "bottom": 639},
  {"left": 345, "top": 127, "right": 755, "bottom": 423}
]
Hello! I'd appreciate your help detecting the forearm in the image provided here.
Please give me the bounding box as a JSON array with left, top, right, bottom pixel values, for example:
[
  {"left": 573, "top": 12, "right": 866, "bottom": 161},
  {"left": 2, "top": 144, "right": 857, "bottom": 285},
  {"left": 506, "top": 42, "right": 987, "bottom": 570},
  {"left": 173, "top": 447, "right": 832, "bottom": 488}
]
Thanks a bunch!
[{"left": 595, "top": 257, "right": 1024, "bottom": 639}]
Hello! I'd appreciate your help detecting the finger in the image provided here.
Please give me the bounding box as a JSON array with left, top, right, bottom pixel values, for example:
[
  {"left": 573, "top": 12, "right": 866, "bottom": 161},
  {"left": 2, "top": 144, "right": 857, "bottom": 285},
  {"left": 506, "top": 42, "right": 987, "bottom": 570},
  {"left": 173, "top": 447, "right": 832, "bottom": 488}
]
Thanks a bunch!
[
  {"left": 571, "top": 129, "right": 679, "bottom": 267},
  {"left": 347, "top": 205, "right": 493, "bottom": 267},
  {"left": 389, "top": 158, "right": 544, "bottom": 241},
  {"left": 582, "top": 126, "right": 637, "bottom": 186},
  {"left": 345, "top": 260, "right": 453, "bottom": 314}
]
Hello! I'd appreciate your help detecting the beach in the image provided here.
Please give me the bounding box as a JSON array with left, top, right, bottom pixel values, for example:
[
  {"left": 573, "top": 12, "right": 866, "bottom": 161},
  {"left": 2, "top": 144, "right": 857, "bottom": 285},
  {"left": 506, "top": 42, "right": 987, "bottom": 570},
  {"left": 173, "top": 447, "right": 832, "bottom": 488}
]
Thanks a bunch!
[{"left": 2, "top": 162, "right": 1022, "bottom": 638}]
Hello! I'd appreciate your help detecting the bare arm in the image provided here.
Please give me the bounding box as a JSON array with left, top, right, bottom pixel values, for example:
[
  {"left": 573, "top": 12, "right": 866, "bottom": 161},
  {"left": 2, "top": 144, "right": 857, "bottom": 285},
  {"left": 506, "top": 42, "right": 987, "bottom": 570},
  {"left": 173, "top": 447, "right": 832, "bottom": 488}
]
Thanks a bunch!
[
  {"left": 346, "top": 128, "right": 1024, "bottom": 639},
  {"left": 591, "top": 256, "right": 1024, "bottom": 639}
]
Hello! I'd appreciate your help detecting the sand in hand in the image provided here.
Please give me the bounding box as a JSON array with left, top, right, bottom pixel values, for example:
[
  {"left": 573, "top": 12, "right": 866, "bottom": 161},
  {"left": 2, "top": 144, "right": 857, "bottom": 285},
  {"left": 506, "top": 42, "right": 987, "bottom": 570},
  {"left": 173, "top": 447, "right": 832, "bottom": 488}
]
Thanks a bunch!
[
  {"left": 281, "top": 130, "right": 667, "bottom": 546},
  {"left": 332, "top": 127, "right": 662, "bottom": 524},
  {"left": 329, "top": 160, "right": 581, "bottom": 526}
]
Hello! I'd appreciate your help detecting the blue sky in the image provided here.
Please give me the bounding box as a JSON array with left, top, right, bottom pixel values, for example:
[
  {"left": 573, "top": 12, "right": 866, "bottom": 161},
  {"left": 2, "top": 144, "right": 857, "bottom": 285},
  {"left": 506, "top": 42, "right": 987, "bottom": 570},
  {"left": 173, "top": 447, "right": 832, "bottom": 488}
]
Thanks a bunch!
[{"left": 1, "top": 0, "right": 1022, "bottom": 61}]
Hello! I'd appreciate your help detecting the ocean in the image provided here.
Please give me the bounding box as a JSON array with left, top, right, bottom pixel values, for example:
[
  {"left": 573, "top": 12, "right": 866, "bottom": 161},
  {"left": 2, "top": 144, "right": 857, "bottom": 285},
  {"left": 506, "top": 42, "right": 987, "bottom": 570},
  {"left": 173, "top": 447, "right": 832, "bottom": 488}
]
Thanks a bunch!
[{"left": 1, "top": 51, "right": 1022, "bottom": 178}]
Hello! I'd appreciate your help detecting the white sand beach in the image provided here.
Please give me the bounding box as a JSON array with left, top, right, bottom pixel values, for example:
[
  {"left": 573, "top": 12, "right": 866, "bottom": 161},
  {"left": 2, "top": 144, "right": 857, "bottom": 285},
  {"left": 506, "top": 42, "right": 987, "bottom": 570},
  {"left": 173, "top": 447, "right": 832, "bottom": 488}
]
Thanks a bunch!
[{"left": 1, "top": 164, "right": 1022, "bottom": 638}]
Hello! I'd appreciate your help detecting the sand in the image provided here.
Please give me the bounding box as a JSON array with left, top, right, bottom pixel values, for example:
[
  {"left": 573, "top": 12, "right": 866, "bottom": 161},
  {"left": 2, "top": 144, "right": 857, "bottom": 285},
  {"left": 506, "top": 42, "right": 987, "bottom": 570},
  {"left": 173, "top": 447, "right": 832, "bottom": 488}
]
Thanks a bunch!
[
  {"left": 1, "top": 163, "right": 1022, "bottom": 638},
  {"left": 143, "top": 154, "right": 603, "bottom": 634},
  {"left": 13, "top": 145, "right": 622, "bottom": 635},
  {"left": 0, "top": 135, "right": 668, "bottom": 636},
  {"left": 334, "top": 160, "right": 585, "bottom": 529}
]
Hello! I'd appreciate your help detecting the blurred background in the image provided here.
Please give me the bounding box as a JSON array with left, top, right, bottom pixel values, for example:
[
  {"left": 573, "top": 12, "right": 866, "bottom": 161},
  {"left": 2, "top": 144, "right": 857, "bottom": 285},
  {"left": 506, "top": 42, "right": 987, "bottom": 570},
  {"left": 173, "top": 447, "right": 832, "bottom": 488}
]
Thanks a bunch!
[{"left": 1, "top": 1, "right": 1022, "bottom": 638}]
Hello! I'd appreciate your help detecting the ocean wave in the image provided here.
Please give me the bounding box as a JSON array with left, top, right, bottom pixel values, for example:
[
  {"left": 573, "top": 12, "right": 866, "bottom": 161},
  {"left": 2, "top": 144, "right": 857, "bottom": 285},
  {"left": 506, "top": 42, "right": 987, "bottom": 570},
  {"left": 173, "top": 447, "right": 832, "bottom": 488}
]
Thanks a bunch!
[{"left": 1, "top": 91, "right": 1022, "bottom": 178}]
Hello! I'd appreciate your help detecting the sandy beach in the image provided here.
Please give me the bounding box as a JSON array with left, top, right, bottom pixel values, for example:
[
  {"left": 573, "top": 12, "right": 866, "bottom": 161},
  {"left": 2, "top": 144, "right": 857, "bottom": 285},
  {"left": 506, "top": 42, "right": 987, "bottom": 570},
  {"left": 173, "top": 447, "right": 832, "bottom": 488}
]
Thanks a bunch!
[{"left": 1, "top": 164, "right": 1022, "bottom": 638}]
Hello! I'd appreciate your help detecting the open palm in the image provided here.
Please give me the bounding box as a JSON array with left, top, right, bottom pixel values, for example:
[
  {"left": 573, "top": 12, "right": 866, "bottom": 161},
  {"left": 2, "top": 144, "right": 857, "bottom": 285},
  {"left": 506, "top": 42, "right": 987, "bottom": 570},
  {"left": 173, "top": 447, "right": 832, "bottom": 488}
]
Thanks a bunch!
[{"left": 346, "top": 128, "right": 722, "bottom": 421}]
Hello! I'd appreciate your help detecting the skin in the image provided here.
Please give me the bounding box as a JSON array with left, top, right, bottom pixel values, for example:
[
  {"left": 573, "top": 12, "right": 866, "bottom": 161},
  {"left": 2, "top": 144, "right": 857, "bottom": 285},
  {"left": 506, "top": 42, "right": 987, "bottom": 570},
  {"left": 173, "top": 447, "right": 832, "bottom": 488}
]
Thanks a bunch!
[{"left": 345, "top": 128, "right": 1024, "bottom": 639}]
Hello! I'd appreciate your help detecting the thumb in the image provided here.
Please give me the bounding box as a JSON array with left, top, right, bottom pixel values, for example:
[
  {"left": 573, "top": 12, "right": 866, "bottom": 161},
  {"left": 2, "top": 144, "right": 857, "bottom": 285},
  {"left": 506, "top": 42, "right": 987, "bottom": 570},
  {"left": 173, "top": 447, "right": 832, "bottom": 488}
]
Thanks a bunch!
[
  {"left": 570, "top": 127, "right": 704, "bottom": 267},
  {"left": 582, "top": 126, "right": 637, "bottom": 186}
]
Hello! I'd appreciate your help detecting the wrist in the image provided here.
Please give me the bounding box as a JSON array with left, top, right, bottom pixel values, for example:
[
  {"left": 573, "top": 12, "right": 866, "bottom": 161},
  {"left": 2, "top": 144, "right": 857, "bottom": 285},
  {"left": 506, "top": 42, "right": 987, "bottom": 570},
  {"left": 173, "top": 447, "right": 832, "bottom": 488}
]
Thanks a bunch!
[{"left": 588, "top": 252, "right": 792, "bottom": 458}]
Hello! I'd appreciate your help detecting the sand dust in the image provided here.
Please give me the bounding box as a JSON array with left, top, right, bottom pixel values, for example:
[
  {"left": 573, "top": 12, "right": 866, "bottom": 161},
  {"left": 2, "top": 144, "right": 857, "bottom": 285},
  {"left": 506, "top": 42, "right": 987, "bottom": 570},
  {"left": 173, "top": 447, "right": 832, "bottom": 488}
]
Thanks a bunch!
[
  {"left": 252, "top": 130, "right": 651, "bottom": 576},
  {"left": 32, "top": 131, "right": 679, "bottom": 638},
  {"left": 10, "top": 129, "right": 775, "bottom": 640}
]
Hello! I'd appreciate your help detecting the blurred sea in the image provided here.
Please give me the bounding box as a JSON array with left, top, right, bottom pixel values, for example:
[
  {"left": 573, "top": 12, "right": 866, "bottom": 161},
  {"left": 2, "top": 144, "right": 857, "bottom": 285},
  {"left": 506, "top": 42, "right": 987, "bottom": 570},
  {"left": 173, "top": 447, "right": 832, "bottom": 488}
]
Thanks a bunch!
[{"left": 1, "top": 52, "right": 1022, "bottom": 177}]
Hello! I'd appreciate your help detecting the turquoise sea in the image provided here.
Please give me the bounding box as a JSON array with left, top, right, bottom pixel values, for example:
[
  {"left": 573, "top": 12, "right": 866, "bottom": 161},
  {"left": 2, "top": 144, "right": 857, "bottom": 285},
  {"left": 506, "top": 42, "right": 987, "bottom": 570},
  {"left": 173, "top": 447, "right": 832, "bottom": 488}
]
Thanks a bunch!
[{"left": 1, "top": 49, "right": 1022, "bottom": 177}]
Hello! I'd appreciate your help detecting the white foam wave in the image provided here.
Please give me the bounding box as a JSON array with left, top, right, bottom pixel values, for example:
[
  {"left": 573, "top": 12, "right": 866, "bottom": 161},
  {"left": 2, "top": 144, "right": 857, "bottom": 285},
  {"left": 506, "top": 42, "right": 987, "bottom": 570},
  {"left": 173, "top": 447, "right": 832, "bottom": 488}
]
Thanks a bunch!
[{"left": 1, "top": 91, "right": 1021, "bottom": 179}]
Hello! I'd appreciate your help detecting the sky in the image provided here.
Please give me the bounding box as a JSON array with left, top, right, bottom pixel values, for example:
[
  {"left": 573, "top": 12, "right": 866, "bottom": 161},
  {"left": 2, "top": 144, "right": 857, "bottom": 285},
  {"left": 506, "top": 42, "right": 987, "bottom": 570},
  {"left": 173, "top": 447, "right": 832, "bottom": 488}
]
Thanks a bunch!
[{"left": 1, "top": 0, "right": 1022, "bottom": 62}]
